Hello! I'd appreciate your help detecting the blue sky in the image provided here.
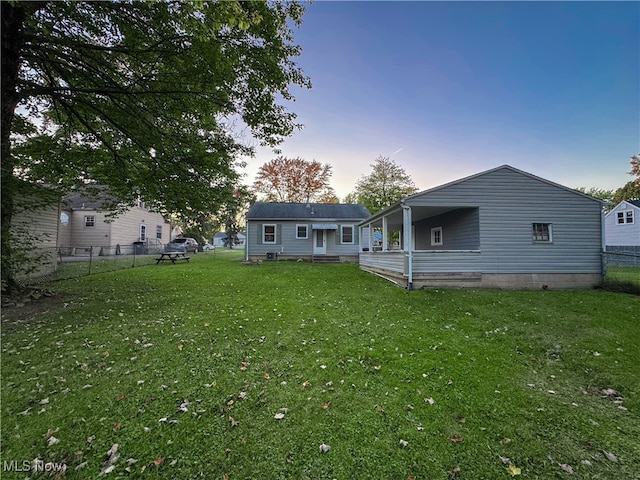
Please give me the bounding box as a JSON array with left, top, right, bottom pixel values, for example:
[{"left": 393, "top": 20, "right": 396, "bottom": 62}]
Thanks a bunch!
[{"left": 243, "top": 1, "right": 639, "bottom": 199}]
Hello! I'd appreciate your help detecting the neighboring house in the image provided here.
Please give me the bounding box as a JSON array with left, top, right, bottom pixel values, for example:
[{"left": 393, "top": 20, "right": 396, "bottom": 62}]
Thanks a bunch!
[
  {"left": 604, "top": 200, "right": 640, "bottom": 247},
  {"left": 604, "top": 200, "right": 640, "bottom": 266},
  {"left": 60, "top": 189, "right": 171, "bottom": 255},
  {"left": 213, "top": 231, "right": 246, "bottom": 248},
  {"left": 10, "top": 185, "right": 63, "bottom": 281},
  {"left": 359, "top": 165, "right": 605, "bottom": 289},
  {"left": 245, "top": 202, "right": 371, "bottom": 262}
]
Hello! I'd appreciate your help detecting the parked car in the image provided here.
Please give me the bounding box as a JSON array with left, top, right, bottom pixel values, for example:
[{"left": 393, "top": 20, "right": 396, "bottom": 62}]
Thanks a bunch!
[
  {"left": 165, "top": 237, "right": 199, "bottom": 253},
  {"left": 202, "top": 242, "right": 214, "bottom": 251}
]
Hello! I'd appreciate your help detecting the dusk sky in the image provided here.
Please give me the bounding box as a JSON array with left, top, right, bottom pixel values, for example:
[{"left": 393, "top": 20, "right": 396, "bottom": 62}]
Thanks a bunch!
[{"left": 242, "top": 1, "right": 639, "bottom": 199}]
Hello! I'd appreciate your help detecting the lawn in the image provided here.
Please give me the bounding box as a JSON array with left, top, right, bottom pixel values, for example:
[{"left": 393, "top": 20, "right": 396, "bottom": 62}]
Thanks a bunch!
[{"left": 1, "top": 251, "right": 639, "bottom": 479}]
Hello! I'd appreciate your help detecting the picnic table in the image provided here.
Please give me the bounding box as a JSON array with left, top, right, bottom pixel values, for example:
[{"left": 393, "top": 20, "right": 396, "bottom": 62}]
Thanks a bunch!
[{"left": 156, "top": 252, "right": 190, "bottom": 265}]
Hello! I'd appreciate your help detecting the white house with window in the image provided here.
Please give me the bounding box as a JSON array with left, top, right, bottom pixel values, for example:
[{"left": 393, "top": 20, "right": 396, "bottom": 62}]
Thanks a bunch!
[
  {"left": 605, "top": 200, "right": 640, "bottom": 248},
  {"left": 245, "top": 202, "right": 370, "bottom": 262},
  {"left": 359, "top": 165, "right": 604, "bottom": 289}
]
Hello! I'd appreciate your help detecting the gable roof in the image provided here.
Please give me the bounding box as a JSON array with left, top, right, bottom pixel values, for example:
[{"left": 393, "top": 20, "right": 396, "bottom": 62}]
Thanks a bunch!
[
  {"left": 247, "top": 202, "right": 370, "bottom": 221},
  {"left": 604, "top": 199, "right": 640, "bottom": 217},
  {"left": 365, "top": 164, "right": 604, "bottom": 223}
]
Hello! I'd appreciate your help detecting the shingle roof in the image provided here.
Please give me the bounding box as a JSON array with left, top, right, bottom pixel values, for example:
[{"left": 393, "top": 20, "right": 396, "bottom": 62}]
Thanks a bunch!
[
  {"left": 629, "top": 200, "right": 640, "bottom": 208},
  {"left": 246, "top": 202, "right": 370, "bottom": 220}
]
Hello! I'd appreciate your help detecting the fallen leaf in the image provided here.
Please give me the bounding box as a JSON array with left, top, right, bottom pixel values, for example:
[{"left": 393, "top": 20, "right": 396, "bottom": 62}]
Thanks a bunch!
[
  {"left": 239, "top": 361, "right": 249, "bottom": 370},
  {"left": 263, "top": 373, "right": 270, "bottom": 380},
  {"left": 322, "top": 401, "right": 331, "bottom": 410},
  {"left": 178, "top": 344, "right": 183, "bottom": 351},
  {"left": 502, "top": 438, "right": 512, "bottom": 444},
  {"left": 47, "top": 436, "right": 60, "bottom": 446},
  {"left": 376, "top": 405, "right": 385, "bottom": 413},
  {"left": 154, "top": 457, "right": 164, "bottom": 467},
  {"left": 507, "top": 464, "right": 521, "bottom": 476},
  {"left": 302, "top": 381, "right": 310, "bottom": 389},
  {"left": 603, "top": 450, "right": 618, "bottom": 462},
  {"left": 399, "top": 439, "right": 409, "bottom": 447},
  {"left": 319, "top": 443, "right": 331, "bottom": 453},
  {"left": 229, "top": 416, "right": 238, "bottom": 427},
  {"left": 274, "top": 412, "right": 285, "bottom": 420},
  {"left": 116, "top": 393, "right": 125, "bottom": 401},
  {"left": 449, "top": 435, "right": 463, "bottom": 444},
  {"left": 425, "top": 397, "right": 435, "bottom": 405},
  {"left": 113, "top": 422, "right": 122, "bottom": 430},
  {"left": 499, "top": 456, "right": 511, "bottom": 465},
  {"left": 559, "top": 463, "right": 574, "bottom": 474},
  {"left": 39, "top": 397, "right": 49, "bottom": 405}
]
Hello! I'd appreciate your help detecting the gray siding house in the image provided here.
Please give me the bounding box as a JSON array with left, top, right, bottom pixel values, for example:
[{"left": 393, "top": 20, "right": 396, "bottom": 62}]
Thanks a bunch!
[
  {"left": 359, "top": 165, "right": 604, "bottom": 289},
  {"left": 245, "top": 202, "right": 371, "bottom": 262}
]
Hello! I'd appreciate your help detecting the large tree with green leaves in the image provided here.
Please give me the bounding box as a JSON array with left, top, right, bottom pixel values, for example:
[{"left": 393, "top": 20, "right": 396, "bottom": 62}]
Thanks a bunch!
[
  {"left": 1, "top": 0, "right": 310, "bottom": 291},
  {"left": 347, "top": 156, "right": 418, "bottom": 214}
]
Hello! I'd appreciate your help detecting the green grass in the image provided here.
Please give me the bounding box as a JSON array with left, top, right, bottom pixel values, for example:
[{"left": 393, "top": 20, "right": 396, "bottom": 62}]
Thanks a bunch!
[
  {"left": 2, "top": 251, "right": 639, "bottom": 479},
  {"left": 607, "top": 266, "right": 640, "bottom": 286}
]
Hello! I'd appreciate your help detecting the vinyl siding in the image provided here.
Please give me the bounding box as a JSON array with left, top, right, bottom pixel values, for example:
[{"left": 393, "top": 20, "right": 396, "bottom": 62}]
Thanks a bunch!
[
  {"left": 393, "top": 167, "right": 603, "bottom": 274},
  {"left": 604, "top": 203, "right": 640, "bottom": 246},
  {"left": 247, "top": 220, "right": 368, "bottom": 257}
]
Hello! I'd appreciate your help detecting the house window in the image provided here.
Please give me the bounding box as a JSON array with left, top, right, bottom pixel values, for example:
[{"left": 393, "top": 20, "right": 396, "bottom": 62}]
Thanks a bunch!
[
  {"left": 341, "top": 225, "right": 354, "bottom": 244},
  {"left": 156, "top": 225, "right": 163, "bottom": 239},
  {"left": 532, "top": 223, "right": 552, "bottom": 242},
  {"left": 430, "top": 226, "right": 443, "bottom": 246},
  {"left": 296, "top": 224, "right": 308, "bottom": 239},
  {"left": 84, "top": 215, "right": 95, "bottom": 227},
  {"left": 140, "top": 224, "right": 147, "bottom": 241},
  {"left": 263, "top": 224, "right": 276, "bottom": 244},
  {"left": 617, "top": 211, "right": 634, "bottom": 224}
]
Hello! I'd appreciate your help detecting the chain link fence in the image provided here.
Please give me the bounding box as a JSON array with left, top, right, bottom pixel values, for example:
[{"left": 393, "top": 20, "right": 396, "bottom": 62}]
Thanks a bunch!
[
  {"left": 605, "top": 246, "right": 640, "bottom": 267},
  {"left": 17, "top": 245, "right": 163, "bottom": 286}
]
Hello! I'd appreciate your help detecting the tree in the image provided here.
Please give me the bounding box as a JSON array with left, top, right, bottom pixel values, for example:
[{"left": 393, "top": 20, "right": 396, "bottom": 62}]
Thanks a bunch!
[
  {"left": 630, "top": 154, "right": 640, "bottom": 184},
  {"left": 574, "top": 187, "right": 615, "bottom": 203},
  {"left": 251, "top": 156, "right": 336, "bottom": 203},
  {"left": 348, "top": 156, "right": 418, "bottom": 214},
  {"left": 612, "top": 181, "right": 640, "bottom": 205},
  {"left": 1, "top": 0, "right": 310, "bottom": 291}
]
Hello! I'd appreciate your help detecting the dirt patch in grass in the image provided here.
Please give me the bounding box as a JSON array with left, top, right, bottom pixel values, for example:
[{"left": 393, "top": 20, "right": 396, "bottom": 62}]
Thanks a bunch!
[{"left": 1, "top": 288, "right": 69, "bottom": 332}]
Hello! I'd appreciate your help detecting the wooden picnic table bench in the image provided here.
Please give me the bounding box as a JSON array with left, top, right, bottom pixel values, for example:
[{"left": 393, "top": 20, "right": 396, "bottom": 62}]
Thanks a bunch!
[{"left": 156, "top": 252, "right": 190, "bottom": 265}]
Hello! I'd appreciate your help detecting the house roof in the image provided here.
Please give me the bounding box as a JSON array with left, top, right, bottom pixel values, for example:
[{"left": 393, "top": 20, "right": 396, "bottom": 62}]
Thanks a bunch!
[
  {"left": 604, "top": 199, "right": 640, "bottom": 217},
  {"left": 64, "top": 186, "right": 118, "bottom": 210},
  {"left": 246, "top": 202, "right": 371, "bottom": 221},
  {"left": 362, "top": 164, "right": 605, "bottom": 225}
]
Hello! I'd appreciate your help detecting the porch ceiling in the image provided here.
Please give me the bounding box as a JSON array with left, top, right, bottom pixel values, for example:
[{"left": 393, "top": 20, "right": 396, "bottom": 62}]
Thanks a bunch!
[{"left": 364, "top": 206, "right": 465, "bottom": 230}]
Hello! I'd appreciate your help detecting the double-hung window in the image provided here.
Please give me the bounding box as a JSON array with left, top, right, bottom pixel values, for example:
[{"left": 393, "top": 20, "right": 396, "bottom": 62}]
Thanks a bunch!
[
  {"left": 341, "top": 225, "right": 354, "bottom": 244},
  {"left": 263, "top": 224, "right": 276, "bottom": 244},
  {"left": 84, "top": 215, "right": 95, "bottom": 227},
  {"left": 296, "top": 224, "right": 308, "bottom": 239}
]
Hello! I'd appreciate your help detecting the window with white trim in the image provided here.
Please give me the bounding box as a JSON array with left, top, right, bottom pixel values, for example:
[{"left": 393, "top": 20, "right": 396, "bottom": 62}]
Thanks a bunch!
[
  {"left": 617, "top": 211, "right": 634, "bottom": 224},
  {"left": 430, "top": 226, "right": 443, "bottom": 246},
  {"left": 341, "top": 225, "right": 354, "bottom": 244},
  {"left": 296, "top": 224, "right": 308, "bottom": 239},
  {"left": 532, "top": 223, "right": 552, "bottom": 242},
  {"left": 139, "top": 224, "right": 147, "bottom": 241},
  {"left": 263, "top": 224, "right": 276, "bottom": 244},
  {"left": 84, "top": 215, "right": 95, "bottom": 227},
  {"left": 156, "top": 225, "right": 163, "bottom": 239}
]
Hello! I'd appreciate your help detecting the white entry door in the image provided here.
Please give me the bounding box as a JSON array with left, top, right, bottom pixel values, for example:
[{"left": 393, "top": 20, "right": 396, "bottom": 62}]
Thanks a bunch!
[{"left": 313, "top": 229, "right": 326, "bottom": 255}]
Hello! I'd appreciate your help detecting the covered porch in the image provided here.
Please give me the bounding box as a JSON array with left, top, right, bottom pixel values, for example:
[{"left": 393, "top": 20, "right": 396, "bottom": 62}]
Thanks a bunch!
[{"left": 359, "top": 203, "right": 482, "bottom": 289}]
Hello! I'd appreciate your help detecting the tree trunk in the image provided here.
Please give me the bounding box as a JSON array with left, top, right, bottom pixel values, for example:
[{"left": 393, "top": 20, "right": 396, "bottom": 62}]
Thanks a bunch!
[{"left": 1, "top": 2, "right": 27, "bottom": 292}]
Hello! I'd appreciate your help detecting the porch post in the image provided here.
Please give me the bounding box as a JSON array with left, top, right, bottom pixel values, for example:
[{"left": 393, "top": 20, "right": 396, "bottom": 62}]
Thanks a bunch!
[
  {"left": 382, "top": 216, "right": 388, "bottom": 251},
  {"left": 402, "top": 205, "right": 413, "bottom": 290},
  {"left": 367, "top": 223, "right": 373, "bottom": 252}
]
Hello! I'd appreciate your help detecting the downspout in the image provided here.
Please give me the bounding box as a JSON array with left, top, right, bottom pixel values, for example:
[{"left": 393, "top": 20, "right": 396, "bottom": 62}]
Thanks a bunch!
[
  {"left": 402, "top": 204, "right": 413, "bottom": 290},
  {"left": 245, "top": 218, "right": 249, "bottom": 261},
  {"left": 601, "top": 205, "right": 607, "bottom": 279}
]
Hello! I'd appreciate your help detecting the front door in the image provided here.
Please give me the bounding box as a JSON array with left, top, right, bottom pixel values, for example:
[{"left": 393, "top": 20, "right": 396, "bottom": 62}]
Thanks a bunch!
[{"left": 313, "top": 229, "right": 326, "bottom": 255}]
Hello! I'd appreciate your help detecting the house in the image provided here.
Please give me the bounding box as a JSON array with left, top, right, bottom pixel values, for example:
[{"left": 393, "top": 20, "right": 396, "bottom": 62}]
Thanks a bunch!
[
  {"left": 59, "top": 189, "right": 171, "bottom": 255},
  {"left": 213, "top": 231, "right": 246, "bottom": 248},
  {"left": 359, "top": 165, "right": 605, "bottom": 289},
  {"left": 245, "top": 202, "right": 371, "bottom": 262},
  {"left": 604, "top": 200, "right": 640, "bottom": 266},
  {"left": 10, "top": 184, "right": 63, "bottom": 282}
]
